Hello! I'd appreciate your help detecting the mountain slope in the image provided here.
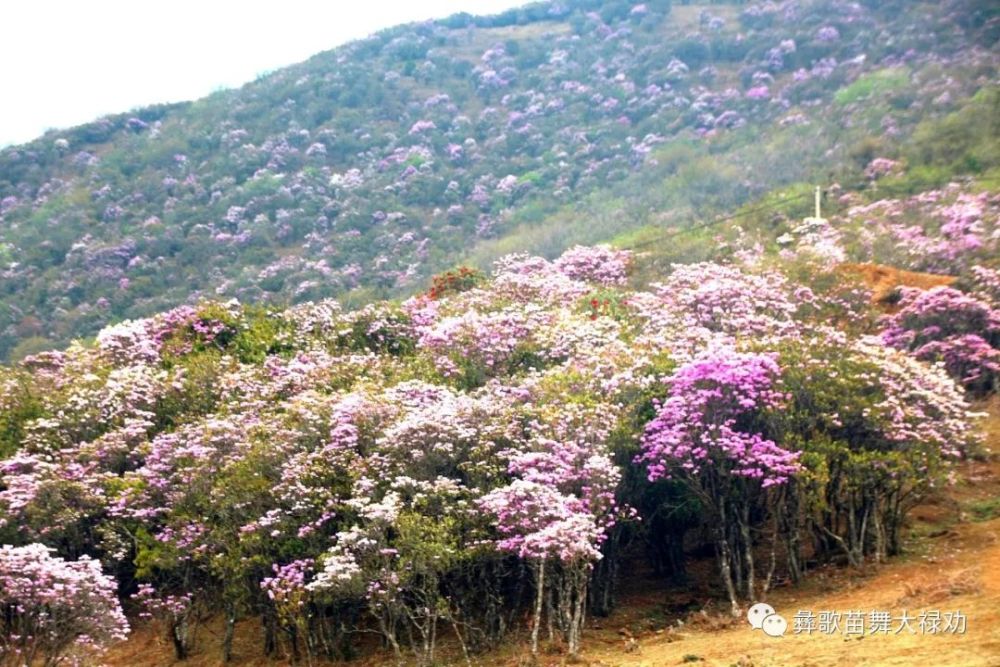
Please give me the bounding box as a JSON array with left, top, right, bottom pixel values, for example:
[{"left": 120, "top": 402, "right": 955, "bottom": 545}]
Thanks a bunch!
[{"left": 0, "top": 0, "right": 997, "bottom": 359}]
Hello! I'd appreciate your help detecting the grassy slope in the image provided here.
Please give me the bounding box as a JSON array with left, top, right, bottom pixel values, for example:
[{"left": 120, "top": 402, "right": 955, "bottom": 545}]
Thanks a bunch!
[{"left": 2, "top": 0, "right": 996, "bottom": 360}]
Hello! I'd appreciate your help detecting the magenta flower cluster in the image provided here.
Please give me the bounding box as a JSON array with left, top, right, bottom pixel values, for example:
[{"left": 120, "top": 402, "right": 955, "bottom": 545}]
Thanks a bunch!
[
  {"left": 638, "top": 350, "right": 800, "bottom": 487},
  {"left": 478, "top": 481, "right": 604, "bottom": 563},
  {"left": 881, "top": 286, "right": 1000, "bottom": 393},
  {"left": 261, "top": 559, "right": 315, "bottom": 611}
]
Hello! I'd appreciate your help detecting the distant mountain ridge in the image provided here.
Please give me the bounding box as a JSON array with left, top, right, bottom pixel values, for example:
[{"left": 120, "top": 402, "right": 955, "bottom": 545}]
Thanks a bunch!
[{"left": 0, "top": 0, "right": 997, "bottom": 359}]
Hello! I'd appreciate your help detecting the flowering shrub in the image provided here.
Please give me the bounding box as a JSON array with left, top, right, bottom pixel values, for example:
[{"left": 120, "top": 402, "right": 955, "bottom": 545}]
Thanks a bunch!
[
  {"left": 863, "top": 157, "right": 902, "bottom": 180},
  {"left": 0, "top": 544, "right": 128, "bottom": 666},
  {"left": 638, "top": 350, "right": 798, "bottom": 611},
  {"left": 553, "top": 245, "right": 632, "bottom": 286},
  {"left": 260, "top": 560, "right": 314, "bottom": 660},
  {"left": 639, "top": 350, "right": 799, "bottom": 487},
  {"left": 480, "top": 481, "right": 603, "bottom": 563},
  {"left": 843, "top": 187, "right": 998, "bottom": 273},
  {"left": 634, "top": 262, "right": 800, "bottom": 344},
  {"left": 424, "top": 266, "right": 484, "bottom": 300},
  {"left": 416, "top": 306, "right": 546, "bottom": 384},
  {"left": 881, "top": 286, "right": 1000, "bottom": 394},
  {"left": 491, "top": 253, "right": 590, "bottom": 306},
  {"left": 479, "top": 482, "right": 602, "bottom": 656},
  {"left": 969, "top": 265, "right": 1000, "bottom": 306},
  {"left": 774, "top": 335, "right": 978, "bottom": 569},
  {"left": 0, "top": 245, "right": 985, "bottom": 659}
]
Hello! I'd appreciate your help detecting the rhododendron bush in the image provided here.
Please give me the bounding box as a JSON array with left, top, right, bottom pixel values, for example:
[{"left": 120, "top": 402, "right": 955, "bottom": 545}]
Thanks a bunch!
[
  {"left": 772, "top": 334, "right": 978, "bottom": 577},
  {"left": 0, "top": 245, "right": 985, "bottom": 660},
  {"left": 0, "top": 544, "right": 128, "bottom": 666},
  {"left": 881, "top": 286, "right": 1000, "bottom": 395},
  {"left": 840, "top": 186, "right": 1000, "bottom": 273},
  {"left": 638, "top": 349, "right": 800, "bottom": 612}
]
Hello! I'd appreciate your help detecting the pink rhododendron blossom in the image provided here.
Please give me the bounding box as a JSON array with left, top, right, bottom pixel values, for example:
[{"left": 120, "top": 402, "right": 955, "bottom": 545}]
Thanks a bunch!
[
  {"left": 638, "top": 350, "right": 799, "bottom": 486},
  {"left": 0, "top": 544, "right": 128, "bottom": 664}
]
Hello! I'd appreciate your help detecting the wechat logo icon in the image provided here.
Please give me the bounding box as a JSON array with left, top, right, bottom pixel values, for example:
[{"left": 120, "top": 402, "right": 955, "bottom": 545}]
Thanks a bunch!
[{"left": 747, "top": 602, "right": 787, "bottom": 637}]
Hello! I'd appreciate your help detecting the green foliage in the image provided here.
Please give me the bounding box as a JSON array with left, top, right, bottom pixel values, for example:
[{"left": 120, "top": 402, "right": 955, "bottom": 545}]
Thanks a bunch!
[
  {"left": 227, "top": 305, "right": 295, "bottom": 364},
  {"left": 906, "top": 86, "right": 1000, "bottom": 174},
  {"left": 7, "top": 336, "right": 55, "bottom": 363},
  {"left": 834, "top": 68, "right": 911, "bottom": 106},
  {"left": 336, "top": 306, "right": 416, "bottom": 357},
  {"left": 395, "top": 511, "right": 459, "bottom": 572},
  {"left": 155, "top": 352, "right": 226, "bottom": 428},
  {"left": 134, "top": 526, "right": 179, "bottom": 580},
  {"left": 968, "top": 497, "right": 1000, "bottom": 522},
  {"left": 578, "top": 289, "right": 630, "bottom": 322},
  {"left": 0, "top": 370, "right": 45, "bottom": 458}
]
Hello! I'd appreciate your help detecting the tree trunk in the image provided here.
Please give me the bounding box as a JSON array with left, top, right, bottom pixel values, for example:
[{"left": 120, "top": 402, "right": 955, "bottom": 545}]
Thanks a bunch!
[
  {"left": 222, "top": 606, "right": 236, "bottom": 663},
  {"left": 171, "top": 617, "right": 189, "bottom": 661},
  {"left": 717, "top": 499, "right": 740, "bottom": 616},
  {"left": 567, "top": 567, "right": 588, "bottom": 656},
  {"left": 739, "top": 503, "right": 756, "bottom": 601},
  {"left": 263, "top": 612, "right": 277, "bottom": 656},
  {"left": 531, "top": 558, "right": 546, "bottom": 656}
]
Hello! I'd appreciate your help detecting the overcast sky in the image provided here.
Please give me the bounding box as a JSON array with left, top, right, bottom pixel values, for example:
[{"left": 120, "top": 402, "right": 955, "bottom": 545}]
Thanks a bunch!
[{"left": 0, "top": 0, "right": 527, "bottom": 147}]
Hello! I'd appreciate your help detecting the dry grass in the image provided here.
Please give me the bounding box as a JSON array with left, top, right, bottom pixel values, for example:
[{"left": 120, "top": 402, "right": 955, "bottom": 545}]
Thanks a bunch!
[
  {"left": 666, "top": 4, "right": 741, "bottom": 33},
  {"left": 897, "top": 568, "right": 983, "bottom": 605}
]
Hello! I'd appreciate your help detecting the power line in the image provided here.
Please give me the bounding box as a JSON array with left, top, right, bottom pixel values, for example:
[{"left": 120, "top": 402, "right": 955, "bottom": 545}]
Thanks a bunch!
[
  {"left": 624, "top": 191, "right": 813, "bottom": 250},
  {"left": 622, "top": 175, "right": 1000, "bottom": 251}
]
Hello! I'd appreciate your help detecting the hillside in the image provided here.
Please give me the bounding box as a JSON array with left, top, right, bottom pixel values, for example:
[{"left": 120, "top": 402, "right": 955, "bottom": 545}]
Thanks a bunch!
[
  {"left": 2, "top": 188, "right": 1000, "bottom": 666},
  {"left": 3, "top": 1, "right": 1000, "bottom": 666},
  {"left": 0, "top": 0, "right": 998, "bottom": 359}
]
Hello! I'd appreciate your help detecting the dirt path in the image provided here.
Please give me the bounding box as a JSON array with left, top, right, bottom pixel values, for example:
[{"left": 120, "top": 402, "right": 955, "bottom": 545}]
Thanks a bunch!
[
  {"left": 581, "top": 437, "right": 1000, "bottom": 667},
  {"left": 584, "top": 496, "right": 1000, "bottom": 667}
]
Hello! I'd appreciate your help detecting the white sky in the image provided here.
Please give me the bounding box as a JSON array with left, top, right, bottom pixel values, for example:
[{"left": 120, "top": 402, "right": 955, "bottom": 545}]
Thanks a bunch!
[{"left": 0, "top": 0, "right": 528, "bottom": 147}]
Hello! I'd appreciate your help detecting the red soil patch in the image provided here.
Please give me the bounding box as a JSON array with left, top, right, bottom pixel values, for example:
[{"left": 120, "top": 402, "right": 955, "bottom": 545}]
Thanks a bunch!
[{"left": 840, "top": 262, "right": 957, "bottom": 305}]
